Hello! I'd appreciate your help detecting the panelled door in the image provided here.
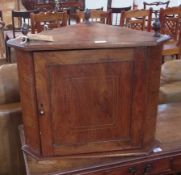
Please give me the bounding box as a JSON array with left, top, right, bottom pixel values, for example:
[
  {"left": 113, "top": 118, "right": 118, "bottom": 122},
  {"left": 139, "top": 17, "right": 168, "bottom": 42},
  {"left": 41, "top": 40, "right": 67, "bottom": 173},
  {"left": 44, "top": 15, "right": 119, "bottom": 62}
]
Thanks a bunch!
[{"left": 34, "top": 48, "right": 147, "bottom": 157}]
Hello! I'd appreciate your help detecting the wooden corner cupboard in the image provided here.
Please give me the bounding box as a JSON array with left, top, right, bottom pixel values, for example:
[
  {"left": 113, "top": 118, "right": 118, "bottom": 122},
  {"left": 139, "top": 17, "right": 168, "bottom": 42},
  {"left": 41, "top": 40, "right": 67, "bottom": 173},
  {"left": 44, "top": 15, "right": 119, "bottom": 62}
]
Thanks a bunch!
[{"left": 7, "top": 23, "right": 169, "bottom": 159}]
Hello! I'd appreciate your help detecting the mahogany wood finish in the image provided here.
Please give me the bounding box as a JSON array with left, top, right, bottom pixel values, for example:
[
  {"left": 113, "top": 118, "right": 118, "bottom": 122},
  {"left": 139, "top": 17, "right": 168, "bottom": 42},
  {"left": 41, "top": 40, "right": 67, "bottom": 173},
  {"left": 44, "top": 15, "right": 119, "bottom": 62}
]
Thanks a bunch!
[
  {"left": 30, "top": 11, "right": 67, "bottom": 33},
  {"left": 21, "top": 102, "right": 181, "bottom": 175},
  {"left": 120, "top": 9, "right": 152, "bottom": 32},
  {"left": 7, "top": 23, "right": 169, "bottom": 159}
]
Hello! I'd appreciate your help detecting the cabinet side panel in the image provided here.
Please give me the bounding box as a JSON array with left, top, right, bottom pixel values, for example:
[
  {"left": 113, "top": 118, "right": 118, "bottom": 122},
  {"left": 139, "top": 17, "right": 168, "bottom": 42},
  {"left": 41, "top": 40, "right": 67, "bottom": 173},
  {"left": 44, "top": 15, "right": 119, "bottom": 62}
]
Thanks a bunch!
[
  {"left": 143, "top": 45, "right": 162, "bottom": 146},
  {"left": 130, "top": 47, "right": 148, "bottom": 146},
  {"left": 16, "top": 50, "right": 41, "bottom": 155}
]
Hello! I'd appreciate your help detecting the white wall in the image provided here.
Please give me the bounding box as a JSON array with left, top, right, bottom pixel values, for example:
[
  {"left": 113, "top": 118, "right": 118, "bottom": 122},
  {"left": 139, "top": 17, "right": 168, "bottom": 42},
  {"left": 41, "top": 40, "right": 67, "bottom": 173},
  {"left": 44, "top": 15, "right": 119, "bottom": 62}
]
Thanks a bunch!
[
  {"left": 85, "top": 0, "right": 108, "bottom": 10},
  {"left": 85, "top": 0, "right": 180, "bottom": 10},
  {"left": 109, "top": 0, "right": 133, "bottom": 7},
  {"left": 85, "top": 0, "right": 133, "bottom": 10}
]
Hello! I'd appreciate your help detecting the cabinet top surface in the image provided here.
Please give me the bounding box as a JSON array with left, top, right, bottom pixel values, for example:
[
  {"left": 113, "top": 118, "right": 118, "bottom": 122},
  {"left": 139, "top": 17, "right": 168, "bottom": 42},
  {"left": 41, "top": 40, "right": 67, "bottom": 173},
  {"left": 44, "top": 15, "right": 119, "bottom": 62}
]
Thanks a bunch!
[{"left": 7, "top": 23, "right": 170, "bottom": 51}]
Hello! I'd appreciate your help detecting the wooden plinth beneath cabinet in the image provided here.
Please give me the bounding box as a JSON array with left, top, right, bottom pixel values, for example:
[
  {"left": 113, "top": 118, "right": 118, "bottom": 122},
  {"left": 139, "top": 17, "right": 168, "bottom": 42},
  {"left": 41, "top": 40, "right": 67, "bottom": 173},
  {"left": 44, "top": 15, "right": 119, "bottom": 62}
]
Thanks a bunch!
[
  {"left": 20, "top": 102, "right": 181, "bottom": 175},
  {"left": 8, "top": 23, "right": 169, "bottom": 162}
]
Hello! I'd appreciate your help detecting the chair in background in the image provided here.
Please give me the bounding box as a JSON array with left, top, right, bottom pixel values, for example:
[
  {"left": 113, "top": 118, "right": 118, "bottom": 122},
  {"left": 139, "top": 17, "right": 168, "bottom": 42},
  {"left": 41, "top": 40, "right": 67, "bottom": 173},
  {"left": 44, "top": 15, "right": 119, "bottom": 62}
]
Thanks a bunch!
[
  {"left": 108, "top": 6, "right": 131, "bottom": 26},
  {"left": 143, "top": 1, "right": 170, "bottom": 20},
  {"left": 12, "top": 10, "right": 39, "bottom": 38},
  {"left": 160, "top": 7, "right": 181, "bottom": 62},
  {"left": 76, "top": 9, "right": 111, "bottom": 24},
  {"left": 30, "top": 11, "right": 68, "bottom": 34},
  {"left": 120, "top": 9, "right": 152, "bottom": 32},
  {"left": 60, "top": 1, "right": 84, "bottom": 25},
  {"left": 5, "top": 10, "right": 39, "bottom": 62},
  {"left": 107, "top": 0, "right": 132, "bottom": 26}
]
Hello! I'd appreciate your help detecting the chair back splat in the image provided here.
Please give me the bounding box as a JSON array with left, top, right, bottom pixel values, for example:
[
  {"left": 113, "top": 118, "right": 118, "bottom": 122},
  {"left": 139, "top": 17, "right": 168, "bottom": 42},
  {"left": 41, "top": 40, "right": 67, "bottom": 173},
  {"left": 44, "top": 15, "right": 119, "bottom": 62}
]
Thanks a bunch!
[
  {"left": 76, "top": 9, "right": 111, "bottom": 24},
  {"left": 143, "top": 1, "right": 170, "bottom": 19},
  {"left": 120, "top": 9, "right": 152, "bottom": 32},
  {"left": 160, "top": 7, "right": 181, "bottom": 39},
  {"left": 30, "top": 11, "right": 68, "bottom": 34}
]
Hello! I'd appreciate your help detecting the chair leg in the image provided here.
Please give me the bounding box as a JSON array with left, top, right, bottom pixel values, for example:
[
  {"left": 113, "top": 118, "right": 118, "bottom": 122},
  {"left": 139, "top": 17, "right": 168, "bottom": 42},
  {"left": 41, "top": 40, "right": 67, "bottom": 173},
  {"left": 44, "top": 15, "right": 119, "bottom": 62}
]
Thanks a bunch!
[
  {"left": 7, "top": 46, "right": 11, "bottom": 63},
  {"left": 5, "top": 35, "right": 11, "bottom": 63},
  {"left": 175, "top": 54, "right": 181, "bottom": 60},
  {"left": 162, "top": 56, "right": 165, "bottom": 64},
  {"left": 5, "top": 44, "right": 11, "bottom": 63},
  {"left": 176, "top": 54, "right": 179, "bottom": 59}
]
